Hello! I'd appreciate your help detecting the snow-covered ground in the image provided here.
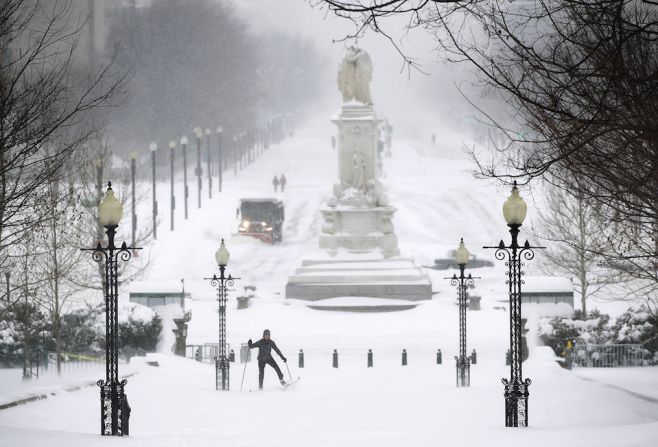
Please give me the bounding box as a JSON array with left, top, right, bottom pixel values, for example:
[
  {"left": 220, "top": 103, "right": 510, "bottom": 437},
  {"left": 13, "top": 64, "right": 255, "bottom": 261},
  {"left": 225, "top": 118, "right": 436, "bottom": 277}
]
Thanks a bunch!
[{"left": 1, "top": 114, "right": 657, "bottom": 446}]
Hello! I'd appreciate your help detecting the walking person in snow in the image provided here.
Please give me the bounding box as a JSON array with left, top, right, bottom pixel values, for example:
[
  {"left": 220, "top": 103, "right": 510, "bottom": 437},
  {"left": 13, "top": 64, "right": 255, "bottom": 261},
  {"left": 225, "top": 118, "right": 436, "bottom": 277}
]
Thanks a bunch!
[
  {"left": 248, "top": 329, "right": 287, "bottom": 389},
  {"left": 272, "top": 175, "right": 279, "bottom": 192},
  {"left": 279, "top": 174, "right": 287, "bottom": 192}
]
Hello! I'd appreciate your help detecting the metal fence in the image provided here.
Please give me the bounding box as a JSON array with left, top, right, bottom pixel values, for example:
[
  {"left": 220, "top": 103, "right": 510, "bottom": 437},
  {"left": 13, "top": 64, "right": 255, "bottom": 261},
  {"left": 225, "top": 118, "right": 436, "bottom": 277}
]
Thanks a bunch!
[
  {"left": 186, "top": 343, "right": 235, "bottom": 363},
  {"left": 573, "top": 343, "right": 652, "bottom": 368}
]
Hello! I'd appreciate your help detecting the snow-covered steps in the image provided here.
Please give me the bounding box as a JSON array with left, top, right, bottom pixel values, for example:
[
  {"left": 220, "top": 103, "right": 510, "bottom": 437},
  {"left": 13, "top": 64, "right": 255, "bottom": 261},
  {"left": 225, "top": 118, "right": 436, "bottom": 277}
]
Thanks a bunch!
[{"left": 286, "top": 256, "right": 432, "bottom": 302}]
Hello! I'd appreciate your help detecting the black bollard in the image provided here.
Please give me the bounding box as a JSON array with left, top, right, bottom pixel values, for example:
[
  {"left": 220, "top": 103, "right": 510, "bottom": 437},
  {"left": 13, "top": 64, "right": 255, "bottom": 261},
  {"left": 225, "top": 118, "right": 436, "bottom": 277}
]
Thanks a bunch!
[
  {"left": 229, "top": 349, "right": 235, "bottom": 362},
  {"left": 332, "top": 349, "right": 338, "bottom": 368},
  {"left": 505, "top": 349, "right": 511, "bottom": 366},
  {"left": 299, "top": 349, "right": 304, "bottom": 368},
  {"left": 437, "top": 349, "right": 442, "bottom": 365},
  {"left": 402, "top": 349, "right": 408, "bottom": 366},
  {"left": 471, "top": 349, "right": 477, "bottom": 365},
  {"left": 367, "top": 349, "right": 373, "bottom": 368}
]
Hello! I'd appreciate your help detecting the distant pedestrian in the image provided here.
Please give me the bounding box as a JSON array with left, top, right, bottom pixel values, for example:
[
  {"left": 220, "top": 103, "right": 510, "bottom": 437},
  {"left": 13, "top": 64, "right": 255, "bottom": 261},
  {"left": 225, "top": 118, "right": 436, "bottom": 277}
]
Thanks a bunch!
[
  {"left": 279, "top": 174, "right": 287, "bottom": 192},
  {"left": 431, "top": 133, "right": 436, "bottom": 145},
  {"left": 248, "top": 329, "right": 287, "bottom": 389},
  {"left": 272, "top": 175, "right": 279, "bottom": 192},
  {"left": 331, "top": 135, "right": 336, "bottom": 149}
]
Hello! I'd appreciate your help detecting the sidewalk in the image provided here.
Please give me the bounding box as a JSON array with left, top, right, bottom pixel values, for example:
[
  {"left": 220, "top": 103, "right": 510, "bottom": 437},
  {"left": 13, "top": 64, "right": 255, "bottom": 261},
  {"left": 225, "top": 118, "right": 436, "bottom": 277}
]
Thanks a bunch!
[
  {"left": 575, "top": 366, "right": 658, "bottom": 401},
  {"left": 0, "top": 360, "right": 144, "bottom": 409}
]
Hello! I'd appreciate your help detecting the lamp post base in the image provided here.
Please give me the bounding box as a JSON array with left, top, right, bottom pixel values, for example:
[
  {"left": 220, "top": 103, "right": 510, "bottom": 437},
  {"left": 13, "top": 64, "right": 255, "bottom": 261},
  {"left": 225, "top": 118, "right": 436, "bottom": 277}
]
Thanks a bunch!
[
  {"left": 455, "top": 357, "right": 471, "bottom": 387},
  {"left": 215, "top": 358, "right": 230, "bottom": 391},
  {"left": 98, "top": 379, "right": 129, "bottom": 436},
  {"left": 503, "top": 378, "right": 531, "bottom": 427}
]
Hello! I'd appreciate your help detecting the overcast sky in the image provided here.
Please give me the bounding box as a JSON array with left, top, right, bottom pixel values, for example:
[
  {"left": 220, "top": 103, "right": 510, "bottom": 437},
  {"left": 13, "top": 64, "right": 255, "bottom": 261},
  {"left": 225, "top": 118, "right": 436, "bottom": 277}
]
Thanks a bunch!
[{"left": 231, "top": 0, "right": 467, "bottom": 139}]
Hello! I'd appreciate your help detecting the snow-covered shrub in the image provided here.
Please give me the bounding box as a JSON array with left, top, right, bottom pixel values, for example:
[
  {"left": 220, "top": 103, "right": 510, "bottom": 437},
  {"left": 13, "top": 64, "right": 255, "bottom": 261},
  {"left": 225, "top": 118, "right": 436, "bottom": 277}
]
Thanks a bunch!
[
  {"left": 118, "top": 302, "right": 162, "bottom": 359},
  {"left": 60, "top": 302, "right": 105, "bottom": 356},
  {"left": 0, "top": 302, "right": 49, "bottom": 366},
  {"left": 611, "top": 304, "right": 658, "bottom": 356},
  {"left": 60, "top": 301, "right": 161, "bottom": 358},
  {"left": 538, "top": 309, "right": 612, "bottom": 355}
]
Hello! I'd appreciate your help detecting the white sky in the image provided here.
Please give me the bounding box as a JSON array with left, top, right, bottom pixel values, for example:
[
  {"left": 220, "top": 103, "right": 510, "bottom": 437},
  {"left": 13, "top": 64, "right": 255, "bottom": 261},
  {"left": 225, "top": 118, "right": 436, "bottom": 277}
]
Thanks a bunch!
[{"left": 230, "top": 0, "right": 464, "bottom": 138}]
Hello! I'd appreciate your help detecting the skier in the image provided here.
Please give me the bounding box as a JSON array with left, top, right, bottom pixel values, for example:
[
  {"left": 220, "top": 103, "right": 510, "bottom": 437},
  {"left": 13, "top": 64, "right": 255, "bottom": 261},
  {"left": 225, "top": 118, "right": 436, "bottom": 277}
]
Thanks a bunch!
[
  {"left": 279, "top": 174, "right": 287, "bottom": 192},
  {"left": 272, "top": 175, "right": 279, "bottom": 192},
  {"left": 248, "top": 329, "right": 287, "bottom": 389}
]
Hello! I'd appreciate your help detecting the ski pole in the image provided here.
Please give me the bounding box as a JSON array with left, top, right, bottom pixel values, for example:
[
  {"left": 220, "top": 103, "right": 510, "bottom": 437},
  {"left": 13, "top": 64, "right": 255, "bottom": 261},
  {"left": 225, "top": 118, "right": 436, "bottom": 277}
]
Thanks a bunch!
[
  {"left": 284, "top": 361, "right": 293, "bottom": 381},
  {"left": 240, "top": 352, "right": 249, "bottom": 391}
]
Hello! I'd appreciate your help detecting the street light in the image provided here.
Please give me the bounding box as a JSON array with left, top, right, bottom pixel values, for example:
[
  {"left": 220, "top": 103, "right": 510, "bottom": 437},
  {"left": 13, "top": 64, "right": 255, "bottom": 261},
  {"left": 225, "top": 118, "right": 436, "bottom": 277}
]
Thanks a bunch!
[
  {"left": 194, "top": 127, "right": 203, "bottom": 209},
  {"left": 83, "top": 182, "right": 140, "bottom": 436},
  {"left": 129, "top": 151, "right": 138, "bottom": 249},
  {"left": 169, "top": 140, "right": 176, "bottom": 231},
  {"left": 447, "top": 238, "right": 478, "bottom": 387},
  {"left": 205, "top": 128, "right": 212, "bottom": 199},
  {"left": 181, "top": 136, "right": 189, "bottom": 219},
  {"left": 204, "top": 239, "right": 239, "bottom": 390},
  {"left": 149, "top": 142, "right": 158, "bottom": 239},
  {"left": 484, "top": 181, "right": 544, "bottom": 427},
  {"left": 4, "top": 269, "right": 9, "bottom": 302},
  {"left": 233, "top": 135, "right": 238, "bottom": 176},
  {"left": 216, "top": 126, "right": 223, "bottom": 193}
]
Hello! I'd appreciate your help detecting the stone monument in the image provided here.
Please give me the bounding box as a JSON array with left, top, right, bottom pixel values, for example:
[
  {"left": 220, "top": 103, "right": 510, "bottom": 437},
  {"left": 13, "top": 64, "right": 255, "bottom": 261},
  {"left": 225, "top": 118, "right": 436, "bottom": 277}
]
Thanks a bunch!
[{"left": 286, "top": 47, "right": 432, "bottom": 304}]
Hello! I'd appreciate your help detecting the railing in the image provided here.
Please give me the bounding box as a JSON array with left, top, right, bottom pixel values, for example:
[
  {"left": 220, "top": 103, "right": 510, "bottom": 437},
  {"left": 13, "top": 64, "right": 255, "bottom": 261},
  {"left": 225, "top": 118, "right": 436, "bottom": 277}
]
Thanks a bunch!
[{"left": 572, "top": 343, "right": 652, "bottom": 368}]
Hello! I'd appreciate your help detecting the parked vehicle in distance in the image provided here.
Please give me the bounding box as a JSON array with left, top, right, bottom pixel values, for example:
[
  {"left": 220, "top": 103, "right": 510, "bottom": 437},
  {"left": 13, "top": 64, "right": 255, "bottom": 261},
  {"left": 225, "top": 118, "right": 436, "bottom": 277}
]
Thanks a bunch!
[{"left": 236, "top": 198, "right": 284, "bottom": 244}]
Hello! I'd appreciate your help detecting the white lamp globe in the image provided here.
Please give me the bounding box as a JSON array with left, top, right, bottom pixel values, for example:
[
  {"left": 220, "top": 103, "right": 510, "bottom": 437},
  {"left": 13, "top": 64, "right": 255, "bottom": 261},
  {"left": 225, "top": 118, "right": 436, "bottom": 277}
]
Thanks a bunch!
[
  {"left": 205, "top": 128, "right": 211, "bottom": 136},
  {"left": 503, "top": 181, "right": 527, "bottom": 226},
  {"left": 194, "top": 127, "right": 203, "bottom": 138},
  {"left": 455, "top": 238, "right": 470, "bottom": 266},
  {"left": 217, "top": 126, "right": 223, "bottom": 134},
  {"left": 215, "top": 239, "right": 230, "bottom": 266},
  {"left": 169, "top": 140, "right": 176, "bottom": 149},
  {"left": 150, "top": 142, "right": 157, "bottom": 152},
  {"left": 180, "top": 136, "right": 188, "bottom": 145},
  {"left": 98, "top": 182, "right": 123, "bottom": 227}
]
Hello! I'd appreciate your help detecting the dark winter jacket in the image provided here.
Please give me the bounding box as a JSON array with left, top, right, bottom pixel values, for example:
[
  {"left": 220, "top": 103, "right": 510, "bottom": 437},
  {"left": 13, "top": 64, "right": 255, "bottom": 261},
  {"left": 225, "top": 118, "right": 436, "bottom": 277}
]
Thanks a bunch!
[{"left": 249, "top": 338, "right": 284, "bottom": 361}]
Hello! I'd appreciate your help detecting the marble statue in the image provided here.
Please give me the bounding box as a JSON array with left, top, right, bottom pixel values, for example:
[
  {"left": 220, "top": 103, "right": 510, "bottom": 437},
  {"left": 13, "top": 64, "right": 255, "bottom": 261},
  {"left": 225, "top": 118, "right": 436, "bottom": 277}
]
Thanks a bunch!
[
  {"left": 351, "top": 149, "right": 367, "bottom": 192},
  {"left": 338, "top": 47, "right": 373, "bottom": 104}
]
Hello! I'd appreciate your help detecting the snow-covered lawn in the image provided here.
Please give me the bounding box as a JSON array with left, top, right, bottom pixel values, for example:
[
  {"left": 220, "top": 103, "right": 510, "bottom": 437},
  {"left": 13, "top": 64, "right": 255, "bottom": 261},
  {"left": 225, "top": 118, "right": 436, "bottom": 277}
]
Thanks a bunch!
[{"left": 1, "top": 115, "right": 657, "bottom": 446}]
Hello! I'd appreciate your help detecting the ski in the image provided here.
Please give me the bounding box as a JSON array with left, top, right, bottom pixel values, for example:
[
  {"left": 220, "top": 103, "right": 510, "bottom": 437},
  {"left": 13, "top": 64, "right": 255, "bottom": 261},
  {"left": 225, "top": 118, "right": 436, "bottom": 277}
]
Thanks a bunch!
[{"left": 281, "top": 377, "right": 300, "bottom": 390}]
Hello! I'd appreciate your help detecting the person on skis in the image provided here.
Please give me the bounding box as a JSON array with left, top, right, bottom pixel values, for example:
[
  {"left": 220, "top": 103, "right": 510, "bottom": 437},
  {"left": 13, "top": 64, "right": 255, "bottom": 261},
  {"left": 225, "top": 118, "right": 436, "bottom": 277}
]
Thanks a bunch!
[{"left": 248, "top": 329, "right": 287, "bottom": 389}]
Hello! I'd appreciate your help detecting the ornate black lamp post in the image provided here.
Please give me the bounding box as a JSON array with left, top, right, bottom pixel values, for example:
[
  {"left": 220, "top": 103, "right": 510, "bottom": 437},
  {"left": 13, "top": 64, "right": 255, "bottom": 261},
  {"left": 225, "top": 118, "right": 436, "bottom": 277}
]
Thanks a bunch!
[
  {"left": 181, "top": 135, "right": 189, "bottom": 219},
  {"left": 204, "top": 239, "right": 238, "bottom": 390},
  {"left": 4, "top": 269, "right": 9, "bottom": 302},
  {"left": 169, "top": 140, "right": 176, "bottom": 231},
  {"left": 205, "top": 128, "right": 212, "bottom": 198},
  {"left": 84, "top": 183, "right": 140, "bottom": 436},
  {"left": 484, "top": 181, "right": 543, "bottom": 427},
  {"left": 216, "top": 126, "right": 223, "bottom": 192},
  {"left": 149, "top": 142, "right": 158, "bottom": 239},
  {"left": 129, "top": 151, "right": 137, "bottom": 249},
  {"left": 194, "top": 127, "right": 203, "bottom": 209},
  {"left": 447, "top": 238, "right": 477, "bottom": 387}
]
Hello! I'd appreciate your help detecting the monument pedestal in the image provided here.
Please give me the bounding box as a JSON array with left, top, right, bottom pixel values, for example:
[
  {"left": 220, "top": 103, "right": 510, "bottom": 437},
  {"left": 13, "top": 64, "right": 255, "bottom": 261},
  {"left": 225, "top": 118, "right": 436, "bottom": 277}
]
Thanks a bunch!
[
  {"left": 286, "top": 252, "right": 431, "bottom": 301},
  {"left": 285, "top": 76, "right": 432, "bottom": 305}
]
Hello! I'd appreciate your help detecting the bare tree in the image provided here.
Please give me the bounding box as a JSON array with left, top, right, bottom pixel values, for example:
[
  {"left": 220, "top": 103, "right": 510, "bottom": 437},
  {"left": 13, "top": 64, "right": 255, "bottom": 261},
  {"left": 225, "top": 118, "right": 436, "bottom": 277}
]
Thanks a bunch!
[
  {"left": 32, "top": 175, "right": 87, "bottom": 374},
  {"left": 533, "top": 183, "right": 625, "bottom": 315},
  {"left": 0, "top": 0, "right": 126, "bottom": 271},
  {"left": 313, "top": 0, "right": 658, "bottom": 289}
]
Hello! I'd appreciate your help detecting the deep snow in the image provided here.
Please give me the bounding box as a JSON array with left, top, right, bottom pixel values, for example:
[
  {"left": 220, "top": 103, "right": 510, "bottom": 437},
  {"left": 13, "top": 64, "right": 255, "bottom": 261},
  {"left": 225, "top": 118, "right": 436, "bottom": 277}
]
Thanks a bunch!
[{"left": 1, "top": 115, "right": 657, "bottom": 446}]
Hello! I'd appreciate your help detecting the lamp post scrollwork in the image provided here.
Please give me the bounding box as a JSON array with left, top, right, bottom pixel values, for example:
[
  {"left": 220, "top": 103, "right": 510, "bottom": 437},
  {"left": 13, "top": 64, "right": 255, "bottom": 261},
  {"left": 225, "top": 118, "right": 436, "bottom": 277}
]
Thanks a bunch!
[
  {"left": 446, "top": 238, "right": 478, "bottom": 387},
  {"left": 484, "top": 181, "right": 544, "bottom": 427},
  {"left": 83, "top": 182, "right": 140, "bottom": 436},
  {"left": 204, "top": 239, "right": 239, "bottom": 390}
]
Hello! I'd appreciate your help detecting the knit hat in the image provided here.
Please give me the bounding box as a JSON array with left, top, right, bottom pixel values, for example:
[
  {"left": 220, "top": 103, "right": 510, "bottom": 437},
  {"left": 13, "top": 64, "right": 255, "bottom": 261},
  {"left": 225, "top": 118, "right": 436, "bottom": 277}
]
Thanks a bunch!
[{"left": 263, "top": 329, "right": 271, "bottom": 336}]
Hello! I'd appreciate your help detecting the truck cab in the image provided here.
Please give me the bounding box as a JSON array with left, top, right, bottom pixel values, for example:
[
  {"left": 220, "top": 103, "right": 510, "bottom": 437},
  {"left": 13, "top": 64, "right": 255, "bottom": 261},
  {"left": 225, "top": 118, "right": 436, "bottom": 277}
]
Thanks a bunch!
[{"left": 237, "top": 198, "right": 284, "bottom": 244}]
